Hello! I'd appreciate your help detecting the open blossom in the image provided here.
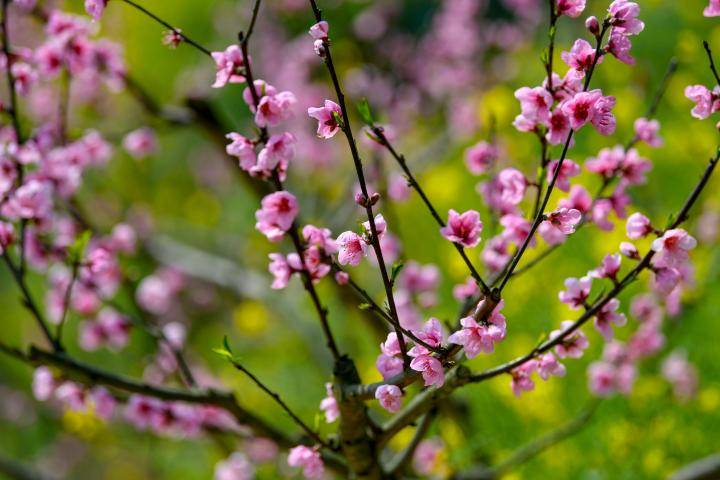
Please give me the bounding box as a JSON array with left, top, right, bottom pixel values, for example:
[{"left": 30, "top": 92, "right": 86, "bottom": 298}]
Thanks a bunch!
[
  {"left": 308, "top": 100, "right": 342, "bottom": 138},
  {"left": 514, "top": 86, "right": 553, "bottom": 124},
  {"left": 588, "top": 361, "right": 635, "bottom": 396},
  {"left": 651, "top": 229, "right": 697, "bottom": 268},
  {"left": 453, "top": 277, "right": 479, "bottom": 300},
  {"left": 336, "top": 231, "right": 367, "bottom": 266},
  {"left": 256, "top": 132, "right": 296, "bottom": 174},
  {"left": 705, "top": 0, "right": 720, "bottom": 17},
  {"left": 226, "top": 133, "right": 257, "bottom": 171},
  {"left": 625, "top": 212, "right": 652, "bottom": 239},
  {"left": 319, "top": 383, "right": 339, "bottom": 423},
  {"left": 538, "top": 353, "right": 566, "bottom": 380},
  {"left": 620, "top": 241, "right": 639, "bottom": 259},
  {"left": 440, "top": 209, "right": 482, "bottom": 248},
  {"left": 500, "top": 214, "right": 532, "bottom": 246},
  {"left": 561, "top": 39, "right": 601, "bottom": 79},
  {"left": 559, "top": 276, "right": 592, "bottom": 309},
  {"left": 619, "top": 149, "right": 651, "bottom": 185},
  {"left": 562, "top": 90, "right": 616, "bottom": 135},
  {"left": 375, "top": 384, "right": 403, "bottom": 413},
  {"left": 79, "top": 308, "right": 131, "bottom": 351},
  {"left": 122, "top": 127, "right": 157, "bottom": 159},
  {"left": 376, "top": 353, "right": 404, "bottom": 380},
  {"left": 84, "top": 0, "right": 106, "bottom": 21},
  {"left": 303, "top": 225, "right": 338, "bottom": 254},
  {"left": 288, "top": 446, "right": 324, "bottom": 480},
  {"left": 589, "top": 253, "right": 621, "bottom": 280},
  {"left": 410, "top": 354, "right": 445, "bottom": 387},
  {"left": 408, "top": 318, "right": 444, "bottom": 357},
  {"left": 684, "top": 85, "right": 720, "bottom": 119},
  {"left": 33, "top": 366, "right": 56, "bottom": 401},
  {"left": 606, "top": 30, "right": 635, "bottom": 65},
  {"left": 255, "top": 91, "right": 297, "bottom": 128},
  {"left": 608, "top": 0, "right": 645, "bottom": 35},
  {"left": 539, "top": 207, "right": 581, "bottom": 244},
  {"left": 510, "top": 360, "right": 537, "bottom": 397},
  {"left": 2, "top": 179, "right": 53, "bottom": 220},
  {"left": 211, "top": 45, "right": 246, "bottom": 88},
  {"left": 547, "top": 159, "right": 580, "bottom": 192},
  {"left": 268, "top": 253, "right": 292, "bottom": 289},
  {"left": 550, "top": 320, "right": 589, "bottom": 358},
  {"left": 594, "top": 298, "right": 627, "bottom": 340},
  {"left": 0, "top": 222, "right": 14, "bottom": 254},
  {"left": 448, "top": 314, "right": 504, "bottom": 358},
  {"left": 559, "top": 184, "right": 592, "bottom": 213},
  {"left": 633, "top": 117, "right": 662, "bottom": 147},
  {"left": 255, "top": 191, "right": 298, "bottom": 242},
  {"left": 546, "top": 108, "right": 571, "bottom": 144},
  {"left": 556, "top": 0, "right": 585, "bottom": 18},
  {"left": 497, "top": 168, "right": 527, "bottom": 205},
  {"left": 214, "top": 453, "right": 254, "bottom": 480},
  {"left": 464, "top": 141, "right": 498, "bottom": 175},
  {"left": 308, "top": 21, "right": 329, "bottom": 40},
  {"left": 162, "top": 29, "right": 183, "bottom": 49}
]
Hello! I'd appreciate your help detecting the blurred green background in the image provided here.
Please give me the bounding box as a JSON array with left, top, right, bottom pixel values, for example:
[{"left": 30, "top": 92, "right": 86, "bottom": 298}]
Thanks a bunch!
[{"left": 1, "top": 0, "right": 720, "bottom": 478}]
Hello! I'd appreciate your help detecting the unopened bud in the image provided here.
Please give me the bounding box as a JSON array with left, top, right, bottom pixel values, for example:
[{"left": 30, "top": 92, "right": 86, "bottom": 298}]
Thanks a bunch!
[
  {"left": 368, "top": 192, "right": 381, "bottom": 206},
  {"left": 355, "top": 192, "right": 367, "bottom": 207},
  {"left": 585, "top": 16, "right": 600, "bottom": 36}
]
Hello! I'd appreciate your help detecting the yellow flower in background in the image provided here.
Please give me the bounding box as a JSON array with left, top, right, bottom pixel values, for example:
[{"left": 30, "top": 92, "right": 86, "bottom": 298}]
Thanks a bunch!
[{"left": 233, "top": 300, "right": 269, "bottom": 336}]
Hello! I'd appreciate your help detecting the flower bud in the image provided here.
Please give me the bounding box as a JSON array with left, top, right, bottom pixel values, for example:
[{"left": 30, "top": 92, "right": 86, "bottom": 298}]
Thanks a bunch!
[{"left": 585, "top": 16, "right": 600, "bottom": 36}]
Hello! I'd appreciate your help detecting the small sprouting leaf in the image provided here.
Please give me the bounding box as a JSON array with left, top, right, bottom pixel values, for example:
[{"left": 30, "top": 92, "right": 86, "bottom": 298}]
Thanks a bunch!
[
  {"left": 356, "top": 98, "right": 374, "bottom": 125},
  {"left": 331, "top": 110, "right": 344, "bottom": 128},
  {"left": 213, "top": 336, "right": 235, "bottom": 361},
  {"left": 390, "top": 262, "right": 405, "bottom": 285},
  {"left": 358, "top": 303, "right": 372, "bottom": 311},
  {"left": 68, "top": 230, "right": 91, "bottom": 263},
  {"left": 223, "top": 335, "right": 233, "bottom": 355}
]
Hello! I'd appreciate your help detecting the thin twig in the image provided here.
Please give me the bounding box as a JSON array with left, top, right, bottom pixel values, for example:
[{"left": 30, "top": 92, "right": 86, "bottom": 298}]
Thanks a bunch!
[
  {"left": 229, "top": 357, "right": 334, "bottom": 450},
  {"left": 309, "top": 0, "right": 410, "bottom": 365}
]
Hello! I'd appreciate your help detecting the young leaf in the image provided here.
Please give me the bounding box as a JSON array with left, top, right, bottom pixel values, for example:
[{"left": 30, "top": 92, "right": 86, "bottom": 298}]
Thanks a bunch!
[{"left": 356, "top": 98, "right": 374, "bottom": 125}]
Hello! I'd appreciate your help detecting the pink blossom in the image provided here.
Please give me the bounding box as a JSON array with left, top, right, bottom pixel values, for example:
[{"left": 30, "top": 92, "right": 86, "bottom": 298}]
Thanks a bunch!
[
  {"left": 226, "top": 133, "right": 257, "bottom": 172},
  {"left": 319, "top": 383, "right": 339, "bottom": 423},
  {"left": 375, "top": 384, "right": 403, "bottom": 413},
  {"left": 255, "top": 91, "right": 297, "bottom": 128},
  {"left": 593, "top": 298, "right": 627, "bottom": 340},
  {"left": 496, "top": 168, "right": 527, "bottom": 205},
  {"left": 2, "top": 179, "right": 53, "bottom": 220},
  {"left": 334, "top": 271, "right": 349, "bottom": 285},
  {"left": 256, "top": 132, "right": 295, "bottom": 175},
  {"left": 55, "top": 381, "right": 87, "bottom": 411},
  {"left": 245, "top": 438, "right": 278, "bottom": 463},
  {"left": 287, "top": 246, "right": 331, "bottom": 284},
  {"left": 453, "top": 277, "right": 479, "bottom": 300},
  {"left": 628, "top": 322, "right": 665, "bottom": 360},
  {"left": 482, "top": 236, "right": 512, "bottom": 271},
  {"left": 633, "top": 117, "right": 662, "bottom": 147},
  {"left": 308, "top": 100, "right": 342, "bottom": 139},
  {"left": 464, "top": 141, "right": 498, "bottom": 175},
  {"left": 540, "top": 207, "right": 581, "bottom": 244},
  {"left": 388, "top": 172, "right": 411, "bottom": 201},
  {"left": 309, "top": 21, "right": 329, "bottom": 40},
  {"left": 376, "top": 353, "right": 404, "bottom": 380},
  {"left": 550, "top": 320, "right": 589, "bottom": 358},
  {"left": 408, "top": 317, "right": 444, "bottom": 356},
  {"left": 556, "top": 0, "right": 585, "bottom": 18},
  {"left": 618, "top": 149, "right": 652, "bottom": 185},
  {"left": 606, "top": 30, "right": 635, "bottom": 65},
  {"left": 84, "top": 0, "right": 107, "bottom": 21},
  {"left": 620, "top": 241, "right": 639, "bottom": 259},
  {"left": 589, "top": 253, "right": 621, "bottom": 281},
  {"left": 651, "top": 229, "right": 697, "bottom": 268},
  {"left": 585, "top": 146, "right": 624, "bottom": 179},
  {"left": 79, "top": 308, "right": 131, "bottom": 351},
  {"left": 88, "top": 386, "right": 116, "bottom": 420},
  {"left": 625, "top": 212, "right": 652, "bottom": 240},
  {"left": 661, "top": 351, "right": 698, "bottom": 401},
  {"left": 214, "top": 452, "right": 254, "bottom": 480},
  {"left": 410, "top": 355, "right": 445, "bottom": 387},
  {"left": 11, "top": 62, "right": 37, "bottom": 96},
  {"left": 32, "top": 366, "right": 56, "bottom": 401},
  {"left": 500, "top": 214, "right": 533, "bottom": 246},
  {"left": 440, "top": 209, "right": 483, "bottom": 248},
  {"left": 255, "top": 191, "right": 298, "bottom": 242},
  {"left": 0, "top": 222, "right": 14, "bottom": 254},
  {"left": 514, "top": 86, "right": 553, "bottom": 124},
  {"left": 302, "top": 225, "right": 338, "bottom": 254},
  {"left": 413, "top": 439, "right": 443, "bottom": 476},
  {"left": 608, "top": 0, "right": 645, "bottom": 35},
  {"left": 162, "top": 29, "right": 183, "bottom": 49},
  {"left": 537, "top": 352, "right": 566, "bottom": 380},
  {"left": 558, "top": 276, "right": 592, "bottom": 309},
  {"left": 559, "top": 184, "right": 592, "bottom": 213},
  {"left": 630, "top": 294, "right": 663, "bottom": 325},
  {"left": 561, "top": 39, "right": 601, "bottom": 79},
  {"left": 362, "top": 213, "right": 387, "bottom": 242},
  {"left": 547, "top": 159, "right": 581, "bottom": 192},
  {"left": 684, "top": 85, "right": 720, "bottom": 119},
  {"left": 336, "top": 231, "right": 367, "bottom": 266},
  {"left": 562, "top": 90, "right": 616, "bottom": 135},
  {"left": 448, "top": 315, "right": 504, "bottom": 358},
  {"left": 510, "top": 360, "right": 537, "bottom": 397},
  {"left": 652, "top": 266, "right": 681, "bottom": 295},
  {"left": 587, "top": 361, "right": 618, "bottom": 396},
  {"left": 211, "top": 45, "right": 246, "bottom": 88},
  {"left": 268, "top": 254, "right": 292, "bottom": 289},
  {"left": 705, "top": 0, "right": 720, "bottom": 17},
  {"left": 288, "top": 445, "right": 324, "bottom": 479},
  {"left": 546, "top": 108, "right": 571, "bottom": 144},
  {"left": 122, "top": 127, "right": 158, "bottom": 159}
]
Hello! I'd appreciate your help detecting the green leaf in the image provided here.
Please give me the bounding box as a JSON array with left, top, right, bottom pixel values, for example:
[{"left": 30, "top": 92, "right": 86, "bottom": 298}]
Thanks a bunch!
[
  {"left": 213, "top": 336, "right": 235, "bottom": 361},
  {"left": 68, "top": 230, "right": 92, "bottom": 263},
  {"left": 356, "top": 98, "right": 374, "bottom": 125},
  {"left": 358, "top": 303, "right": 372, "bottom": 311},
  {"left": 390, "top": 262, "right": 405, "bottom": 285}
]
